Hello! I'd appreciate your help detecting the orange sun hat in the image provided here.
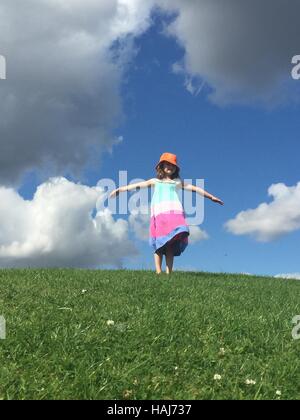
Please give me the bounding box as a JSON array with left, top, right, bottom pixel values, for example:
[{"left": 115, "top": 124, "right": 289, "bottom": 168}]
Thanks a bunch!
[{"left": 155, "top": 152, "right": 180, "bottom": 170}]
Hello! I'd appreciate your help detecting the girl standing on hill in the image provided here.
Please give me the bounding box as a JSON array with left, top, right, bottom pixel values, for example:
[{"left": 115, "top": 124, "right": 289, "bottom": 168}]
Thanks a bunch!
[{"left": 110, "top": 152, "right": 224, "bottom": 275}]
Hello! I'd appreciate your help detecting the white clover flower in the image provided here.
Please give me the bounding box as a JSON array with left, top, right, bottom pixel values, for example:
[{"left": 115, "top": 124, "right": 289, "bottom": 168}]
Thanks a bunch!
[
  {"left": 245, "top": 379, "right": 256, "bottom": 385},
  {"left": 82, "top": 289, "right": 88, "bottom": 294},
  {"left": 106, "top": 320, "right": 115, "bottom": 326},
  {"left": 276, "top": 390, "right": 282, "bottom": 396},
  {"left": 219, "top": 348, "right": 226, "bottom": 355},
  {"left": 214, "top": 374, "right": 222, "bottom": 381}
]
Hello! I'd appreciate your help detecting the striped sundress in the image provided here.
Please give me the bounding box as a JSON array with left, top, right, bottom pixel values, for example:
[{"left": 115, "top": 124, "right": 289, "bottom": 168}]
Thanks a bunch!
[{"left": 149, "top": 177, "right": 190, "bottom": 256}]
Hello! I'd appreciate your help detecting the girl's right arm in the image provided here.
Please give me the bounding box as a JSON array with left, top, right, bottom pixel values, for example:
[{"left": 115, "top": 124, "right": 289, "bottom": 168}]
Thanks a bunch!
[{"left": 109, "top": 178, "right": 155, "bottom": 198}]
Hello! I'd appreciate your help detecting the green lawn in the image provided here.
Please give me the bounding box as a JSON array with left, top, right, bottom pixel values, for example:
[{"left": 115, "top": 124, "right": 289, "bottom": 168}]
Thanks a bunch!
[{"left": 0, "top": 268, "right": 299, "bottom": 400}]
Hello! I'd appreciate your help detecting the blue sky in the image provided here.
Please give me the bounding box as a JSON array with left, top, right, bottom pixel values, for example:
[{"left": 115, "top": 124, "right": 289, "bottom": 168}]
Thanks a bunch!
[
  {"left": 106, "top": 11, "right": 300, "bottom": 276},
  {"left": 2, "top": 2, "right": 300, "bottom": 275}
]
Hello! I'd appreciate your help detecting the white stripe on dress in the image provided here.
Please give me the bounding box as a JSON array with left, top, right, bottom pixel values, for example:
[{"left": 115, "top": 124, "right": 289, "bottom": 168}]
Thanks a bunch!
[{"left": 151, "top": 200, "right": 184, "bottom": 217}]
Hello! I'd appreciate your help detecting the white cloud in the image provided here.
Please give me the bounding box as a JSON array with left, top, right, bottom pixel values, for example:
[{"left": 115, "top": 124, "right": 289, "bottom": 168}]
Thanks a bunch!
[
  {"left": 0, "top": 0, "right": 155, "bottom": 186},
  {"left": 128, "top": 206, "right": 150, "bottom": 241},
  {"left": 2, "top": 0, "right": 298, "bottom": 188},
  {"left": 275, "top": 273, "right": 300, "bottom": 280},
  {"left": 0, "top": 177, "right": 138, "bottom": 268},
  {"left": 158, "top": 0, "right": 300, "bottom": 106},
  {"left": 188, "top": 225, "right": 209, "bottom": 244},
  {"left": 224, "top": 182, "right": 300, "bottom": 242},
  {"left": 0, "top": 179, "right": 209, "bottom": 267}
]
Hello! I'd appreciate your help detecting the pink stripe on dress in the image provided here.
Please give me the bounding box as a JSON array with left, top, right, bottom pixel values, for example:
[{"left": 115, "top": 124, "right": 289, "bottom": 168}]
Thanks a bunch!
[{"left": 150, "top": 211, "right": 188, "bottom": 238}]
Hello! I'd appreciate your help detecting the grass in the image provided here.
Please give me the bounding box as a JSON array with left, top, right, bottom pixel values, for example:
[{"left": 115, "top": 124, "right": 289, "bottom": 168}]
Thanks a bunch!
[{"left": 0, "top": 268, "right": 299, "bottom": 400}]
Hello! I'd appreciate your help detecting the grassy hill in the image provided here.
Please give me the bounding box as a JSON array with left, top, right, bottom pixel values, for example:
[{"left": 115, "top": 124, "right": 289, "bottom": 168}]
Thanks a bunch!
[{"left": 0, "top": 268, "right": 299, "bottom": 400}]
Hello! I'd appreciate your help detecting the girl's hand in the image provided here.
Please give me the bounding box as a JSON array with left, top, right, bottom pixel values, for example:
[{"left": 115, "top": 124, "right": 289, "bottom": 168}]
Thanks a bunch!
[
  {"left": 211, "top": 196, "right": 224, "bottom": 205},
  {"left": 109, "top": 188, "right": 120, "bottom": 198}
]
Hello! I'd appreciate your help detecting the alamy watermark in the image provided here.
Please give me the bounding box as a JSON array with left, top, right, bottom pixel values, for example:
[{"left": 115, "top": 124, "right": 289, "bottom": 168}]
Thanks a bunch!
[
  {"left": 96, "top": 171, "right": 205, "bottom": 225},
  {"left": 0, "top": 316, "right": 6, "bottom": 340},
  {"left": 292, "top": 315, "right": 300, "bottom": 340},
  {"left": 291, "top": 55, "right": 300, "bottom": 80},
  {"left": 0, "top": 54, "right": 6, "bottom": 80}
]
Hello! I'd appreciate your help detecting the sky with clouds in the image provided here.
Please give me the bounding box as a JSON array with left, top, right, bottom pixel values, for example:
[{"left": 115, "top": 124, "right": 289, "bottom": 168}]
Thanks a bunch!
[{"left": 0, "top": 0, "right": 300, "bottom": 277}]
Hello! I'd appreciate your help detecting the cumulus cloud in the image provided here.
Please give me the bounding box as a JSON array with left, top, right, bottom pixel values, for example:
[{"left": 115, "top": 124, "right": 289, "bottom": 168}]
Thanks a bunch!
[
  {"left": 275, "top": 273, "right": 300, "bottom": 280},
  {"left": 224, "top": 182, "right": 300, "bottom": 242},
  {"left": 188, "top": 225, "right": 209, "bottom": 244},
  {"left": 1, "top": 0, "right": 298, "bottom": 188},
  {"left": 158, "top": 0, "right": 300, "bottom": 105},
  {"left": 0, "top": 177, "right": 138, "bottom": 268},
  {"left": 0, "top": 0, "right": 155, "bottom": 186},
  {"left": 0, "top": 182, "right": 208, "bottom": 267},
  {"left": 128, "top": 205, "right": 150, "bottom": 241}
]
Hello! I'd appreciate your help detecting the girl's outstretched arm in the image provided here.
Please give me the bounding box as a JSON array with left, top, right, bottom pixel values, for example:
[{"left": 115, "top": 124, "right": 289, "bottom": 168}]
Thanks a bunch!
[
  {"left": 109, "top": 178, "right": 155, "bottom": 198},
  {"left": 181, "top": 181, "right": 224, "bottom": 205}
]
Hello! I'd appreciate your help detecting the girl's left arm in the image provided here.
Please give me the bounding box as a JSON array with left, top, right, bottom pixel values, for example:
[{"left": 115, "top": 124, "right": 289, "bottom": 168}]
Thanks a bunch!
[{"left": 181, "top": 181, "right": 224, "bottom": 205}]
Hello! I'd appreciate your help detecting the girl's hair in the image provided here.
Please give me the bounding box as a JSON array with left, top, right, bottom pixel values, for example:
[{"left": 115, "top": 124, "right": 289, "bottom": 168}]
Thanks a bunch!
[{"left": 156, "top": 162, "right": 181, "bottom": 180}]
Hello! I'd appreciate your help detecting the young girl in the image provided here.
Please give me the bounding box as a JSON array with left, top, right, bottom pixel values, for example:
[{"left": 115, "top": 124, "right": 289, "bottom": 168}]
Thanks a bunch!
[{"left": 109, "top": 152, "right": 224, "bottom": 275}]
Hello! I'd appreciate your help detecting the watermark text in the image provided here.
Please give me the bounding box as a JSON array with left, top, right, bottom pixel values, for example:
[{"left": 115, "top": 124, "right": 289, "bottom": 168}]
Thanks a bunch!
[
  {"left": 0, "top": 54, "right": 6, "bottom": 80},
  {"left": 291, "top": 55, "right": 300, "bottom": 80},
  {"left": 96, "top": 172, "right": 205, "bottom": 225},
  {"left": 0, "top": 316, "right": 6, "bottom": 340},
  {"left": 292, "top": 315, "right": 300, "bottom": 340}
]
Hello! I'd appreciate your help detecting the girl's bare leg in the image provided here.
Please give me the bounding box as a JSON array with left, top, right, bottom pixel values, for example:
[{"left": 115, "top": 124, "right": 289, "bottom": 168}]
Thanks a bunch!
[
  {"left": 154, "top": 252, "right": 163, "bottom": 274},
  {"left": 166, "top": 243, "right": 174, "bottom": 275}
]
